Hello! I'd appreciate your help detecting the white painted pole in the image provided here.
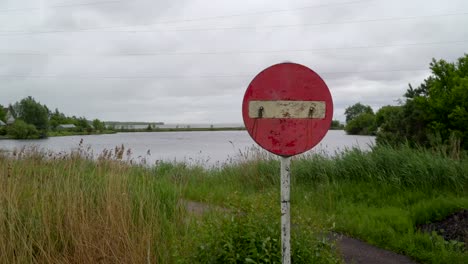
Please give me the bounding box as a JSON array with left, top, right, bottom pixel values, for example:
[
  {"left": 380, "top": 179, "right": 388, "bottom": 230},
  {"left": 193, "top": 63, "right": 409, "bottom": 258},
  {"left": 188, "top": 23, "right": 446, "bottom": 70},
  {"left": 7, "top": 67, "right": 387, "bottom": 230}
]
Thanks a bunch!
[{"left": 280, "top": 156, "right": 291, "bottom": 264}]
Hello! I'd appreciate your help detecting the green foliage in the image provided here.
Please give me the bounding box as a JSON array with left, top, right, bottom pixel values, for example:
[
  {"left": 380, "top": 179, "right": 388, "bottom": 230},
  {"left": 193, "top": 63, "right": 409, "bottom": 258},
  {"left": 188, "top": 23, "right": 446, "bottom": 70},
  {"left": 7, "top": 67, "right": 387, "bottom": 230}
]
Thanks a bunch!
[
  {"left": 73, "top": 117, "right": 92, "bottom": 132},
  {"left": 375, "top": 106, "right": 405, "bottom": 145},
  {"left": 4, "top": 97, "right": 112, "bottom": 138},
  {"left": 293, "top": 148, "right": 468, "bottom": 264},
  {"left": 295, "top": 145, "right": 468, "bottom": 190},
  {"left": 6, "top": 120, "right": 39, "bottom": 139},
  {"left": 49, "top": 108, "right": 72, "bottom": 130},
  {"left": 330, "top": 120, "right": 344, "bottom": 130},
  {"left": 377, "top": 54, "right": 468, "bottom": 150},
  {"left": 0, "top": 104, "right": 6, "bottom": 122},
  {"left": 183, "top": 146, "right": 468, "bottom": 263},
  {"left": 3, "top": 145, "right": 467, "bottom": 263},
  {"left": 343, "top": 103, "right": 376, "bottom": 135},
  {"left": 179, "top": 202, "right": 339, "bottom": 264},
  {"left": 92, "top": 118, "right": 105, "bottom": 131},
  {"left": 344, "top": 102, "right": 374, "bottom": 123},
  {"left": 13, "top": 96, "right": 49, "bottom": 134},
  {"left": 344, "top": 113, "right": 376, "bottom": 135}
]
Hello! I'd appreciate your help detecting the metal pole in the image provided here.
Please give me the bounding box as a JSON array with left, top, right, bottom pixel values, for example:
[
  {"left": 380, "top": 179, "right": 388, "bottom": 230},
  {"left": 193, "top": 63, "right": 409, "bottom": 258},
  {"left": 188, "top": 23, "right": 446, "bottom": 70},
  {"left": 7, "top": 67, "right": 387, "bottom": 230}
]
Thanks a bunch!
[{"left": 280, "top": 156, "right": 291, "bottom": 264}]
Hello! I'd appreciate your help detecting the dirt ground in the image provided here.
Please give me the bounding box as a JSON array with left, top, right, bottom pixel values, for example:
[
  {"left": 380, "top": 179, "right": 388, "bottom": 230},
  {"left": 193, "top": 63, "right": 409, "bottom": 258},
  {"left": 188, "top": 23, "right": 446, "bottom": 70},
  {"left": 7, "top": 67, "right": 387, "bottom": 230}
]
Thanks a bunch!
[{"left": 419, "top": 209, "right": 468, "bottom": 247}]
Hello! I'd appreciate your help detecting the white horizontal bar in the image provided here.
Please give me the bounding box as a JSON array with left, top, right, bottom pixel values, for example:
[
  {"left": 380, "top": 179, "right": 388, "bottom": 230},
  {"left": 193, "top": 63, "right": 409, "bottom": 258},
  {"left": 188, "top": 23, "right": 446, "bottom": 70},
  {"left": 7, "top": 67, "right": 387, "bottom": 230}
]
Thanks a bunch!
[{"left": 248, "top": 100, "right": 326, "bottom": 119}]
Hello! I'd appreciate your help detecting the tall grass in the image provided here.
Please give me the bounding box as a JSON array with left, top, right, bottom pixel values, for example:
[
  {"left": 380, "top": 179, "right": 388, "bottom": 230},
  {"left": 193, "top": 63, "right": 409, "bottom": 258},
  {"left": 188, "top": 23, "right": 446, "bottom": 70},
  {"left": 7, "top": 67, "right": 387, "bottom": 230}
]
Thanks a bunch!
[
  {"left": 0, "top": 149, "right": 184, "bottom": 263},
  {"left": 181, "top": 145, "right": 468, "bottom": 264},
  {"left": 294, "top": 145, "right": 468, "bottom": 190},
  {"left": 1, "top": 144, "right": 467, "bottom": 263}
]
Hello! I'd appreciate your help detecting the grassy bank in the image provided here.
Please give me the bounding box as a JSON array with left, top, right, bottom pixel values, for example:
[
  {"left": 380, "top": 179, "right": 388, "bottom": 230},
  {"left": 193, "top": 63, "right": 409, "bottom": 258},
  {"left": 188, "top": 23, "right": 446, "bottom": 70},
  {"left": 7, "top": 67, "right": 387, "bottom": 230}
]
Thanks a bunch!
[
  {"left": 0, "top": 151, "right": 184, "bottom": 263},
  {"left": 0, "top": 146, "right": 466, "bottom": 263},
  {"left": 0, "top": 148, "right": 337, "bottom": 263},
  {"left": 115, "top": 126, "right": 245, "bottom": 133},
  {"left": 47, "top": 130, "right": 117, "bottom": 137},
  {"left": 182, "top": 146, "right": 468, "bottom": 263}
]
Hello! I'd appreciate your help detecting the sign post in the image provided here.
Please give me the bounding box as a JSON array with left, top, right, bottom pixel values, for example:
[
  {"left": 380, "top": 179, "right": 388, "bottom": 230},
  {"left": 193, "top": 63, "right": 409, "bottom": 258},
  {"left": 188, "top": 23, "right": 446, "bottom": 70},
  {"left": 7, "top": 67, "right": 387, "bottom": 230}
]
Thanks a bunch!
[
  {"left": 280, "top": 156, "right": 291, "bottom": 263},
  {"left": 242, "top": 62, "right": 333, "bottom": 263}
]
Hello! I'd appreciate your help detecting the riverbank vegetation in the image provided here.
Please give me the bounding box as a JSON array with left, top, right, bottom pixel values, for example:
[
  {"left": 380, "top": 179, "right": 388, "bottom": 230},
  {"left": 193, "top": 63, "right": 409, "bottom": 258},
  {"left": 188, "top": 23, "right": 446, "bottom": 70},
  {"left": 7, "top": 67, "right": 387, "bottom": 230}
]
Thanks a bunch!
[
  {"left": 0, "top": 144, "right": 466, "bottom": 263},
  {"left": 115, "top": 126, "right": 246, "bottom": 133},
  {"left": 0, "top": 96, "right": 113, "bottom": 139},
  {"left": 345, "top": 54, "right": 468, "bottom": 152},
  {"left": 0, "top": 97, "right": 247, "bottom": 139},
  {"left": 0, "top": 147, "right": 339, "bottom": 263}
]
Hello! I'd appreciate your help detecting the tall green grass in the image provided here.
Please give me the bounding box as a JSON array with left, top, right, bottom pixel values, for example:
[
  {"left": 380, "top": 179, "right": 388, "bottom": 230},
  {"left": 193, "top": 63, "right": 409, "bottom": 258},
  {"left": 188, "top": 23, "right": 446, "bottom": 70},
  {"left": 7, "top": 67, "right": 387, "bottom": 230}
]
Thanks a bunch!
[
  {"left": 0, "top": 147, "right": 341, "bottom": 263},
  {"left": 294, "top": 145, "right": 468, "bottom": 190},
  {"left": 182, "top": 145, "right": 468, "bottom": 264},
  {"left": 1, "top": 144, "right": 466, "bottom": 263},
  {"left": 0, "top": 150, "right": 184, "bottom": 263}
]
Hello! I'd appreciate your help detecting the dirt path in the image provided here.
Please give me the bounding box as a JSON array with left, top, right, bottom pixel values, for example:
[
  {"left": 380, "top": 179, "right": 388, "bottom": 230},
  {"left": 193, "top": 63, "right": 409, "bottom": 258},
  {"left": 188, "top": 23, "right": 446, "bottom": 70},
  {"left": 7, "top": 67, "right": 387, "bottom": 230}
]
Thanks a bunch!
[
  {"left": 183, "top": 200, "right": 418, "bottom": 264},
  {"left": 333, "top": 234, "right": 416, "bottom": 264}
]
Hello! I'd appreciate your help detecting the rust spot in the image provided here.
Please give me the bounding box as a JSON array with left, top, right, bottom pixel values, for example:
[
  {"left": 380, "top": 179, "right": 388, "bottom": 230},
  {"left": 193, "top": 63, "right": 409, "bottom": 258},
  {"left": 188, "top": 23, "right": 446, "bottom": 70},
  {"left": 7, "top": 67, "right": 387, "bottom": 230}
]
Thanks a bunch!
[
  {"left": 268, "top": 136, "right": 280, "bottom": 146},
  {"left": 270, "top": 130, "right": 280, "bottom": 136},
  {"left": 285, "top": 140, "right": 297, "bottom": 147}
]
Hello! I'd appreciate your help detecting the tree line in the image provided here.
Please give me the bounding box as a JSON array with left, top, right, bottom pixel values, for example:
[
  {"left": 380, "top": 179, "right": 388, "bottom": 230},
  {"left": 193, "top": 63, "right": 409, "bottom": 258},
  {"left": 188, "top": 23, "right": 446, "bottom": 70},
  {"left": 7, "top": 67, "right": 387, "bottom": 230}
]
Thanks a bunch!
[
  {"left": 344, "top": 53, "right": 468, "bottom": 151},
  {"left": 0, "top": 96, "right": 107, "bottom": 139}
]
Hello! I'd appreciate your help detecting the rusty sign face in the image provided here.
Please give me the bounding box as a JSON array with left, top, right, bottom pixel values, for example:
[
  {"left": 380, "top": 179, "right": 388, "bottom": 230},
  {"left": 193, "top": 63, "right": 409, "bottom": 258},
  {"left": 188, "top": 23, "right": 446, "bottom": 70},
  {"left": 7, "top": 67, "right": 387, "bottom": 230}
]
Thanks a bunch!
[{"left": 242, "top": 62, "right": 333, "bottom": 156}]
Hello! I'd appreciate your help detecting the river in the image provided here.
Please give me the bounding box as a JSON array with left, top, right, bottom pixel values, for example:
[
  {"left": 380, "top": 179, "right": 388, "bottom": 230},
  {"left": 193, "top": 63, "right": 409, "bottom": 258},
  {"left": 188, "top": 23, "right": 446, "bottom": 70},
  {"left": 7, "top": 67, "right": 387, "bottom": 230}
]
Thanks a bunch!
[{"left": 0, "top": 130, "right": 374, "bottom": 167}]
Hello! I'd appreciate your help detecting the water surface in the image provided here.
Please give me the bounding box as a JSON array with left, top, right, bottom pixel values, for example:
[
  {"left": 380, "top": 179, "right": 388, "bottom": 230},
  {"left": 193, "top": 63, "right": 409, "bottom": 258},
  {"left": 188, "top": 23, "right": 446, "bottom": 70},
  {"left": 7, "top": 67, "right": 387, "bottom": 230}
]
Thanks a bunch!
[{"left": 0, "top": 130, "right": 374, "bottom": 166}]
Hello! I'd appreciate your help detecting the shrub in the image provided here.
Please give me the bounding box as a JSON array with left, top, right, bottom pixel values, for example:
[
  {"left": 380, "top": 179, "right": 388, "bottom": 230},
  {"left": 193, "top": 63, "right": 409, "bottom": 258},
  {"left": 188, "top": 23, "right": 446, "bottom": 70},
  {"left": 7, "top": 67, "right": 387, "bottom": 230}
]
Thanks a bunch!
[
  {"left": 6, "top": 120, "right": 39, "bottom": 139},
  {"left": 178, "top": 202, "right": 340, "bottom": 264}
]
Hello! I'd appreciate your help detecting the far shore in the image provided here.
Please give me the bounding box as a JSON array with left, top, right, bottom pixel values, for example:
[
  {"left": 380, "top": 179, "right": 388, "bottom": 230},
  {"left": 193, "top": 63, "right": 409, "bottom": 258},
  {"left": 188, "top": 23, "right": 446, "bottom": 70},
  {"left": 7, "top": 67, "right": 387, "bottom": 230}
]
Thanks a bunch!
[
  {"left": 0, "top": 126, "right": 248, "bottom": 140},
  {"left": 0, "top": 126, "right": 347, "bottom": 140}
]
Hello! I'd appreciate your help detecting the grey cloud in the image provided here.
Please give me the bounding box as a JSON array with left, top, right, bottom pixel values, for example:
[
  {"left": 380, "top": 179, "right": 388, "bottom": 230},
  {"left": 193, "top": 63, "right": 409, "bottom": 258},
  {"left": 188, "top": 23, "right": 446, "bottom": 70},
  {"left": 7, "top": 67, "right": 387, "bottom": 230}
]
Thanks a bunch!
[{"left": 1, "top": 0, "right": 468, "bottom": 123}]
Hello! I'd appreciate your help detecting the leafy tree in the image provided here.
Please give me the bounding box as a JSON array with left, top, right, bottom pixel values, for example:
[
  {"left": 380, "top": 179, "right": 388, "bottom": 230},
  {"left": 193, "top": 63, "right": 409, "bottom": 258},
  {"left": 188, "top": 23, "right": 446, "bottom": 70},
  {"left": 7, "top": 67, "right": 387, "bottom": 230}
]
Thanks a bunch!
[
  {"left": 375, "top": 106, "right": 405, "bottom": 145},
  {"left": 14, "top": 96, "right": 49, "bottom": 134},
  {"left": 330, "top": 120, "right": 344, "bottom": 130},
  {"left": 7, "top": 120, "right": 39, "bottom": 139},
  {"left": 376, "top": 54, "right": 468, "bottom": 149},
  {"left": 343, "top": 103, "right": 376, "bottom": 135},
  {"left": 92, "top": 119, "right": 105, "bottom": 132},
  {"left": 344, "top": 103, "right": 374, "bottom": 123},
  {"left": 146, "top": 124, "right": 153, "bottom": 131},
  {"left": 345, "top": 113, "right": 377, "bottom": 135},
  {"left": 73, "top": 117, "right": 91, "bottom": 132},
  {"left": 49, "top": 108, "right": 72, "bottom": 130},
  {"left": 0, "top": 104, "right": 6, "bottom": 122}
]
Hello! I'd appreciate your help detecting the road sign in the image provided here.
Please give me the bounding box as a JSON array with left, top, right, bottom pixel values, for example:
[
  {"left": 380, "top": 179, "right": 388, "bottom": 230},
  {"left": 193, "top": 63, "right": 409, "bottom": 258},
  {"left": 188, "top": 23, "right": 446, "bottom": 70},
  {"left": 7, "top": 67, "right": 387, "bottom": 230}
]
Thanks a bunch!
[
  {"left": 242, "top": 62, "right": 333, "bottom": 264},
  {"left": 242, "top": 62, "right": 333, "bottom": 157}
]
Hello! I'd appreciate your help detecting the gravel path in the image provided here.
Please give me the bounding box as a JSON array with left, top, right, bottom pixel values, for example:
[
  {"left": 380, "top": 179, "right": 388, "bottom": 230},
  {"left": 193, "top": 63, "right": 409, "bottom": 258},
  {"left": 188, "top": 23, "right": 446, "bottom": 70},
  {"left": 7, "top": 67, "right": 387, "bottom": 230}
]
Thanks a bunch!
[{"left": 184, "top": 200, "right": 418, "bottom": 264}]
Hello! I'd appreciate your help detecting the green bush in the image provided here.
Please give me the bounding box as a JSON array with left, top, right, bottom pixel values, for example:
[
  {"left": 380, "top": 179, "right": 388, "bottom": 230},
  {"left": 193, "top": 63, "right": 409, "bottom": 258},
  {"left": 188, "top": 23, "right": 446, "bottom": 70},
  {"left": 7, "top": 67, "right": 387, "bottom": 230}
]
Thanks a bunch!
[
  {"left": 6, "top": 120, "right": 40, "bottom": 139},
  {"left": 178, "top": 202, "right": 340, "bottom": 264},
  {"left": 345, "top": 113, "right": 377, "bottom": 135}
]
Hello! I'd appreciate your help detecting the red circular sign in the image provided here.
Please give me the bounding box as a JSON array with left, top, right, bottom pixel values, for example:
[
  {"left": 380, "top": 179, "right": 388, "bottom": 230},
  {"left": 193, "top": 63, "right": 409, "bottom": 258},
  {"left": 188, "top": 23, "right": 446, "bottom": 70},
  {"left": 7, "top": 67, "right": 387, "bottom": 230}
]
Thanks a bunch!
[{"left": 242, "top": 62, "right": 333, "bottom": 157}]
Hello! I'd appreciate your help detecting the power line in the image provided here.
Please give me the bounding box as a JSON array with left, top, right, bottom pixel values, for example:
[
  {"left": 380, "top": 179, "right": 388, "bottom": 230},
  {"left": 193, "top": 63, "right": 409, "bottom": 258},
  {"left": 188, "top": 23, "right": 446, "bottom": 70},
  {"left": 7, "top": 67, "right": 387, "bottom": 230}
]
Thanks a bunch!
[
  {"left": 0, "top": 0, "right": 373, "bottom": 18},
  {"left": 0, "top": 40, "right": 465, "bottom": 56},
  {"left": 0, "top": 0, "right": 372, "bottom": 22},
  {"left": 89, "top": 0, "right": 373, "bottom": 27},
  {"left": 1, "top": 11, "right": 466, "bottom": 36},
  {"left": 0, "top": 69, "right": 430, "bottom": 80},
  {"left": 0, "top": 0, "right": 129, "bottom": 13}
]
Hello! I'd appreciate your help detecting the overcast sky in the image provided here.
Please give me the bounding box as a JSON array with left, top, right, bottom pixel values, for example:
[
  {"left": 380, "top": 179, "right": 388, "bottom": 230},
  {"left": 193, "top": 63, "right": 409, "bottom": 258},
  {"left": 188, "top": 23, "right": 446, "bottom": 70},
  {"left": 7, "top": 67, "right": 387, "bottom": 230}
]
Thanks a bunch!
[{"left": 1, "top": 0, "right": 467, "bottom": 123}]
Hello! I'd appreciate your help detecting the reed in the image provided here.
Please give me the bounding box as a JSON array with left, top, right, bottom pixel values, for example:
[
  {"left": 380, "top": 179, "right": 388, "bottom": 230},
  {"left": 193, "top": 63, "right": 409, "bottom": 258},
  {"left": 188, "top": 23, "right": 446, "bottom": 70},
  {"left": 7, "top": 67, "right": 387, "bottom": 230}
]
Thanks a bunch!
[
  {"left": 0, "top": 149, "right": 184, "bottom": 263},
  {"left": 1, "top": 144, "right": 466, "bottom": 263}
]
